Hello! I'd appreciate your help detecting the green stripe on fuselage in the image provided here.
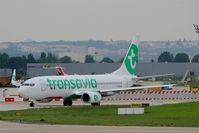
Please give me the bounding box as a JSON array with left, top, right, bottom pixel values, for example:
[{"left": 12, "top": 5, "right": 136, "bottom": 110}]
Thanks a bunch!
[{"left": 46, "top": 78, "right": 97, "bottom": 90}]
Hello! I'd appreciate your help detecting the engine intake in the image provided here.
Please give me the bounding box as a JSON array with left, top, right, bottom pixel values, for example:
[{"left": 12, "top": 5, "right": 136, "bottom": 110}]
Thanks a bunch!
[{"left": 81, "top": 92, "right": 101, "bottom": 103}]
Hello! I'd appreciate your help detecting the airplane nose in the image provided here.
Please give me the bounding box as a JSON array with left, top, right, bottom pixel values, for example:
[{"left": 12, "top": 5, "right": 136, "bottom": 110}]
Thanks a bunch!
[{"left": 18, "top": 87, "right": 28, "bottom": 98}]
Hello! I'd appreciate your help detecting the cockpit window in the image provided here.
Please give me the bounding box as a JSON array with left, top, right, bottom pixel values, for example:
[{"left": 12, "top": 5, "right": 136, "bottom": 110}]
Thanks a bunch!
[{"left": 22, "top": 83, "right": 35, "bottom": 86}]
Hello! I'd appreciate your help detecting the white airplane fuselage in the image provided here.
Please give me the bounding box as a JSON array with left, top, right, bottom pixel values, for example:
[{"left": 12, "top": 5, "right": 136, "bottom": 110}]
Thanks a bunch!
[{"left": 19, "top": 74, "right": 136, "bottom": 100}]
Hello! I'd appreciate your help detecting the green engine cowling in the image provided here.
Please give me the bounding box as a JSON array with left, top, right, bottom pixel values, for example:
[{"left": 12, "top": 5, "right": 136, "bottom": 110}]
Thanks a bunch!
[{"left": 81, "top": 92, "right": 101, "bottom": 103}]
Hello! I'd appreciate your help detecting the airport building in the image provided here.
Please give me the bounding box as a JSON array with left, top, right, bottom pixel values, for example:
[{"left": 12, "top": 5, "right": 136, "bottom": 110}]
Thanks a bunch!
[
  {"left": 0, "top": 69, "right": 12, "bottom": 86},
  {"left": 0, "top": 69, "right": 12, "bottom": 77},
  {"left": 27, "top": 63, "right": 199, "bottom": 78}
]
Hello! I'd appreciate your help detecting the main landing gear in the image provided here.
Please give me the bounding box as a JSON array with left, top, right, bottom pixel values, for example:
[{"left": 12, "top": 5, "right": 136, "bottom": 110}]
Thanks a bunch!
[
  {"left": 29, "top": 101, "right": 35, "bottom": 107},
  {"left": 63, "top": 99, "right": 72, "bottom": 106}
]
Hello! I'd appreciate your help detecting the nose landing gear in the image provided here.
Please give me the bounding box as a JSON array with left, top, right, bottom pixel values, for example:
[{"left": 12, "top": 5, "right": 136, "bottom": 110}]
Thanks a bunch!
[
  {"left": 29, "top": 101, "right": 35, "bottom": 107},
  {"left": 63, "top": 99, "right": 72, "bottom": 106}
]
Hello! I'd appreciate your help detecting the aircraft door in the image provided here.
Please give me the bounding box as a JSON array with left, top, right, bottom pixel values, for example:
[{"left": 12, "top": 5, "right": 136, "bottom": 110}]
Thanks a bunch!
[{"left": 40, "top": 79, "right": 46, "bottom": 91}]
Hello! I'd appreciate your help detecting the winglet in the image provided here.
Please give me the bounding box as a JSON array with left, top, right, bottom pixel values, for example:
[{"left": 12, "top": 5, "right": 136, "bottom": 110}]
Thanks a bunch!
[
  {"left": 11, "top": 69, "right": 21, "bottom": 87},
  {"left": 56, "top": 66, "right": 66, "bottom": 76},
  {"left": 11, "top": 69, "right": 16, "bottom": 85}
]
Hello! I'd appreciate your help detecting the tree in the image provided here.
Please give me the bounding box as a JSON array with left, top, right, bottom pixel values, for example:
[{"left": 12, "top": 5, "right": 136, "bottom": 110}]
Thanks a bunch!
[
  {"left": 191, "top": 54, "right": 199, "bottom": 62},
  {"left": 8, "top": 56, "right": 27, "bottom": 74},
  {"left": 174, "top": 53, "right": 190, "bottom": 62},
  {"left": 27, "top": 54, "right": 36, "bottom": 63},
  {"left": 0, "top": 53, "right": 9, "bottom": 68},
  {"left": 38, "top": 52, "right": 47, "bottom": 63},
  {"left": 59, "top": 56, "right": 72, "bottom": 63},
  {"left": 46, "top": 53, "right": 58, "bottom": 63},
  {"left": 100, "top": 57, "right": 114, "bottom": 63},
  {"left": 84, "top": 55, "right": 95, "bottom": 63},
  {"left": 158, "top": 51, "right": 174, "bottom": 62}
]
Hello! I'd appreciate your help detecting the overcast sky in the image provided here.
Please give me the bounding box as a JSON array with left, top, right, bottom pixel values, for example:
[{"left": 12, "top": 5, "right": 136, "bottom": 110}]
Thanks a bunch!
[{"left": 0, "top": 0, "right": 198, "bottom": 42}]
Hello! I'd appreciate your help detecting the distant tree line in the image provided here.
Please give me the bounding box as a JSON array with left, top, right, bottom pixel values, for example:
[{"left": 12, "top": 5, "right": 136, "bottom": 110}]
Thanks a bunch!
[
  {"left": 157, "top": 51, "right": 199, "bottom": 63},
  {"left": 0, "top": 52, "right": 115, "bottom": 74}
]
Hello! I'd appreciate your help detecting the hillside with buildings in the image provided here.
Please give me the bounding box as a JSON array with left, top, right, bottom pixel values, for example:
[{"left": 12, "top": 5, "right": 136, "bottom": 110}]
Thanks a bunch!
[{"left": 0, "top": 40, "right": 198, "bottom": 62}]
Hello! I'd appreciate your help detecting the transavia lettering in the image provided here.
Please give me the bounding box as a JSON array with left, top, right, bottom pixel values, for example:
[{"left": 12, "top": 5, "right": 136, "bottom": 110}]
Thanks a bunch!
[{"left": 47, "top": 78, "right": 97, "bottom": 90}]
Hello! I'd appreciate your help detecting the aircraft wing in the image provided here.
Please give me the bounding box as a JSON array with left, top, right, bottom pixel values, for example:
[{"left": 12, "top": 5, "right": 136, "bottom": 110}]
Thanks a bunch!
[
  {"left": 136, "top": 73, "right": 175, "bottom": 80},
  {"left": 99, "top": 84, "right": 174, "bottom": 93}
]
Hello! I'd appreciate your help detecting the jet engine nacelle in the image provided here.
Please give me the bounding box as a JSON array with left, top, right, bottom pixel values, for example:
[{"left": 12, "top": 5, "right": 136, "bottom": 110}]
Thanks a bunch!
[{"left": 81, "top": 92, "right": 101, "bottom": 103}]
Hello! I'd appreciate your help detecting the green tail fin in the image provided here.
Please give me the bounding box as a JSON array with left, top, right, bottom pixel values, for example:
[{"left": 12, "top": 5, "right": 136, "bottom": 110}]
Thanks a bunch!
[
  {"left": 112, "top": 41, "right": 138, "bottom": 76},
  {"left": 124, "top": 42, "right": 138, "bottom": 75}
]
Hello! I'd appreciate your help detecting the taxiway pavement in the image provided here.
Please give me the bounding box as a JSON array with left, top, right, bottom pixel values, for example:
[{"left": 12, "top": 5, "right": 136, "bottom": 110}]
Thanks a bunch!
[{"left": 0, "top": 121, "right": 198, "bottom": 133}]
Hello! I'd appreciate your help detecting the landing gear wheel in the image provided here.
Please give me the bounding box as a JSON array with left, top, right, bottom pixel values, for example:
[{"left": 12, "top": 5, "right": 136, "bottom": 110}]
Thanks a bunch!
[
  {"left": 63, "top": 99, "right": 73, "bottom": 106},
  {"left": 67, "top": 99, "right": 72, "bottom": 106},
  {"left": 29, "top": 102, "right": 35, "bottom": 107},
  {"left": 63, "top": 99, "right": 68, "bottom": 106},
  {"left": 91, "top": 102, "right": 100, "bottom": 106}
]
